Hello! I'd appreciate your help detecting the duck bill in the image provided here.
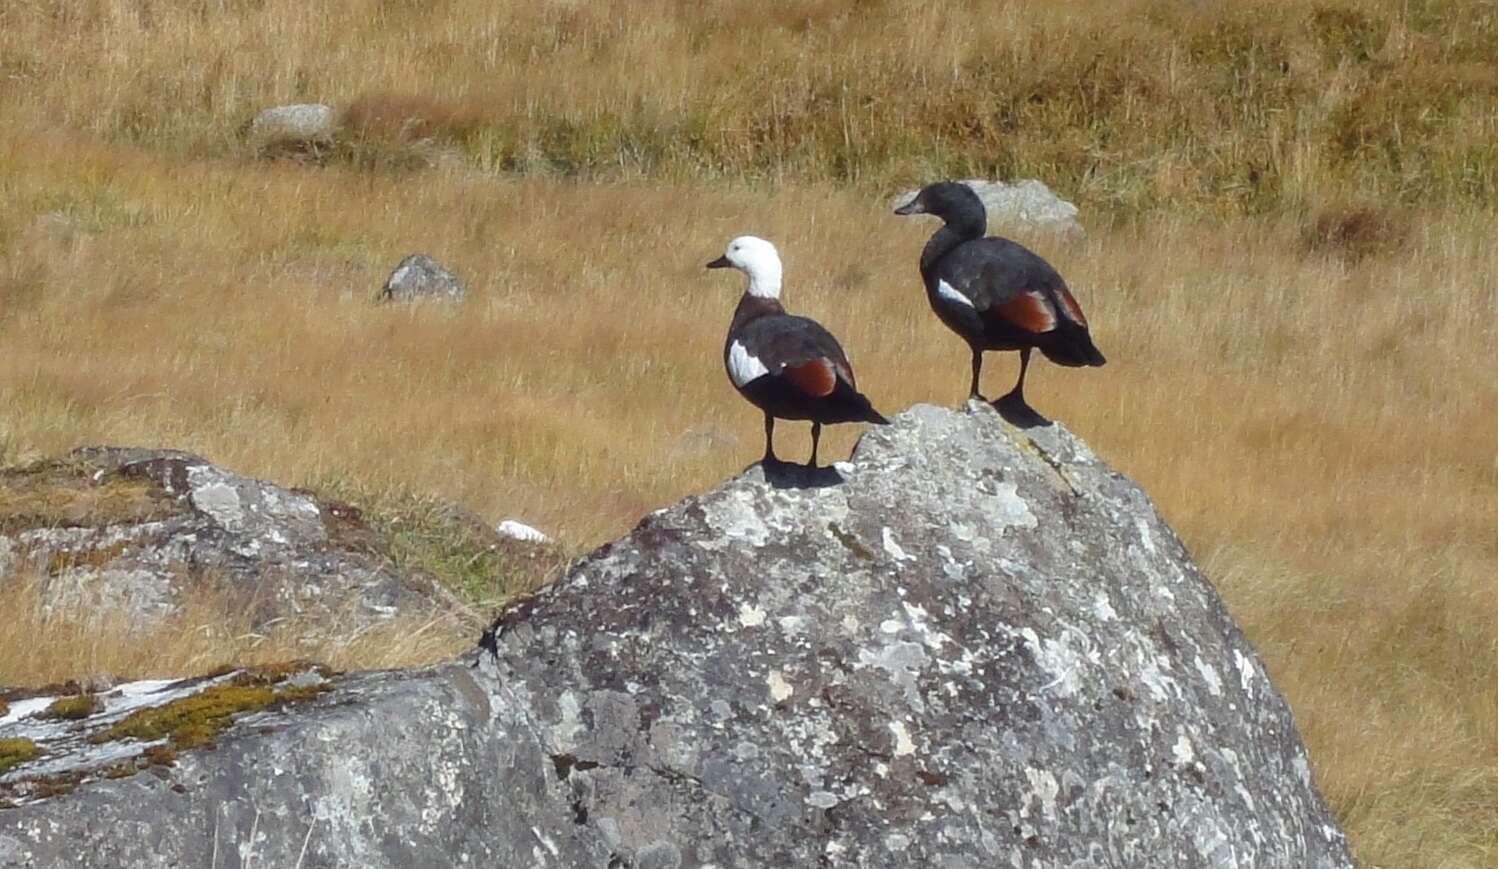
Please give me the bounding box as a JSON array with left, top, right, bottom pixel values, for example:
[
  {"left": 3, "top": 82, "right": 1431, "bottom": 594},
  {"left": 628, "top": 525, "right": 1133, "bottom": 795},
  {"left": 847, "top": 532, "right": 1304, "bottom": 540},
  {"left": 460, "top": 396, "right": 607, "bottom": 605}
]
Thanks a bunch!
[
  {"left": 706, "top": 255, "right": 732, "bottom": 269},
  {"left": 893, "top": 199, "right": 924, "bottom": 216}
]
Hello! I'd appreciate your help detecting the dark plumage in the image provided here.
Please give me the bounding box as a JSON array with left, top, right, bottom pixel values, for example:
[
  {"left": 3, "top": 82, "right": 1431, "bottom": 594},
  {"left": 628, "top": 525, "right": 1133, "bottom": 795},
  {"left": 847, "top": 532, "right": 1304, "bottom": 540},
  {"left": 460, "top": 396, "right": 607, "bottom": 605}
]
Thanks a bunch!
[
  {"left": 708, "top": 236, "right": 889, "bottom": 468},
  {"left": 894, "top": 182, "right": 1105, "bottom": 410}
]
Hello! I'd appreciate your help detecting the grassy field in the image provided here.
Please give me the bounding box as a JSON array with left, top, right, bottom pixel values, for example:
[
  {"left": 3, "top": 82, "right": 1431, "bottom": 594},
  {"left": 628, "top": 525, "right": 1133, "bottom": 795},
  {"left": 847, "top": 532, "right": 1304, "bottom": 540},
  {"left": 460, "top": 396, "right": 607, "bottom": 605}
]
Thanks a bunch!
[
  {"left": 2, "top": 0, "right": 1495, "bottom": 209},
  {"left": 1, "top": 1, "right": 1496, "bottom": 865}
]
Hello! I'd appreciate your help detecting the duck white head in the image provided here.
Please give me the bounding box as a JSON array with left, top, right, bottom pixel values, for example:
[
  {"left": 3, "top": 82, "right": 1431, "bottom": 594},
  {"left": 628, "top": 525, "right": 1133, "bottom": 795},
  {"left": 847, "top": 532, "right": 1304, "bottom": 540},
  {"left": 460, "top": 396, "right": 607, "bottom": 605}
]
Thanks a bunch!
[{"left": 706, "top": 235, "right": 782, "bottom": 299}]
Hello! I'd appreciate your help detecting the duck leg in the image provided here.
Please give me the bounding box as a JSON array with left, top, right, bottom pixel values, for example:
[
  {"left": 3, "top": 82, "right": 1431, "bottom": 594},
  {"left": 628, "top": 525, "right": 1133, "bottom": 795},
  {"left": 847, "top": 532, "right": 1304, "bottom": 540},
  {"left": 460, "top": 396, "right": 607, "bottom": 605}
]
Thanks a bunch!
[
  {"left": 996, "top": 347, "right": 1032, "bottom": 407},
  {"left": 809, "top": 421, "right": 822, "bottom": 469},
  {"left": 762, "top": 413, "right": 779, "bottom": 464},
  {"left": 968, "top": 348, "right": 985, "bottom": 400}
]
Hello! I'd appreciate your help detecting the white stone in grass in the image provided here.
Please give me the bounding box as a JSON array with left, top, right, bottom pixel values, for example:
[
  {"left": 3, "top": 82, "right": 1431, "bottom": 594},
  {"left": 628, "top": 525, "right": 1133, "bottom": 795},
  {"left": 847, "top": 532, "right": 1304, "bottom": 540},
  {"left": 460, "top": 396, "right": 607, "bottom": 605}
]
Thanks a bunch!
[
  {"left": 246, "top": 103, "right": 336, "bottom": 147},
  {"left": 497, "top": 520, "right": 550, "bottom": 544}
]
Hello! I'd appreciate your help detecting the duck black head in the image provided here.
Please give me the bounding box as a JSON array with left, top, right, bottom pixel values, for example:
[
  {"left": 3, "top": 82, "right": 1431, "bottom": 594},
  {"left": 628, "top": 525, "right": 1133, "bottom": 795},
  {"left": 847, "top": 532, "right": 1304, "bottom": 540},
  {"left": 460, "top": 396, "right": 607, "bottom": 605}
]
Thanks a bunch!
[{"left": 894, "top": 182, "right": 987, "bottom": 238}]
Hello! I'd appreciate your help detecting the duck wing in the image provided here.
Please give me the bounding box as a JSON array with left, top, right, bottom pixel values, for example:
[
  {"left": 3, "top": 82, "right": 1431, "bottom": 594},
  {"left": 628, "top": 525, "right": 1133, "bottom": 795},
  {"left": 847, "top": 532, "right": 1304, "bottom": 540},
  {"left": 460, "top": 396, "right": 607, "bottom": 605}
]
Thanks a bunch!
[
  {"left": 728, "top": 314, "right": 857, "bottom": 396},
  {"left": 935, "top": 237, "right": 1090, "bottom": 336}
]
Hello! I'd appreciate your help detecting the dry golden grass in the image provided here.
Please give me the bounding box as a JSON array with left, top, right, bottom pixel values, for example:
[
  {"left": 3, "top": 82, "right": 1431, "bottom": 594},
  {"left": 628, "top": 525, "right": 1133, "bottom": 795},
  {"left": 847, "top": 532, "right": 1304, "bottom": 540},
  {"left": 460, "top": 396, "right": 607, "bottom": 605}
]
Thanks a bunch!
[
  {"left": 0, "top": 572, "right": 471, "bottom": 687},
  {"left": 2, "top": 0, "right": 1496, "bottom": 209},
  {"left": 0, "top": 0, "right": 1494, "bottom": 865}
]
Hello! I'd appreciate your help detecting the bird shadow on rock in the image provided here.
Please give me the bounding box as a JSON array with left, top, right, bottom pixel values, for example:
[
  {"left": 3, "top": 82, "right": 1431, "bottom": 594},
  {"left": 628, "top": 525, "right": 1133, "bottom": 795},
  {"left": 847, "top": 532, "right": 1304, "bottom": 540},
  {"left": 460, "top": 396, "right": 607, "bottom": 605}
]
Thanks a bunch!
[
  {"left": 757, "top": 459, "right": 846, "bottom": 490},
  {"left": 992, "top": 393, "right": 1053, "bottom": 429}
]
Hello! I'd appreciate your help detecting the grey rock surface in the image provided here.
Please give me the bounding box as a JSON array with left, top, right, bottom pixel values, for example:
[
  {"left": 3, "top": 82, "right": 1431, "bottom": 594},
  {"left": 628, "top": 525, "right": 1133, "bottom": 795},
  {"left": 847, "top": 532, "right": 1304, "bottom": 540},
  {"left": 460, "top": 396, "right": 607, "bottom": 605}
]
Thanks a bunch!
[
  {"left": 0, "top": 447, "right": 450, "bottom": 631},
  {"left": 377, "top": 253, "right": 467, "bottom": 302},
  {"left": 0, "top": 664, "right": 577, "bottom": 868},
  {"left": 0, "top": 404, "right": 1353, "bottom": 868},
  {"left": 245, "top": 103, "right": 335, "bottom": 152},
  {"left": 895, "top": 178, "right": 1085, "bottom": 238}
]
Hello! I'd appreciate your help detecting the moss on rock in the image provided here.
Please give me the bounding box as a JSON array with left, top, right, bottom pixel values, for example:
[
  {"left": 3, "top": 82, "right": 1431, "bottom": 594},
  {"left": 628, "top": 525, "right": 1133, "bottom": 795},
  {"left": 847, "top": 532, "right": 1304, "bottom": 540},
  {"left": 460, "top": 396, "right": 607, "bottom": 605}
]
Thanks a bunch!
[
  {"left": 90, "top": 665, "right": 334, "bottom": 751},
  {"left": 272, "top": 683, "right": 331, "bottom": 703},
  {"left": 0, "top": 737, "right": 41, "bottom": 775},
  {"left": 28, "top": 775, "right": 76, "bottom": 798},
  {"left": 0, "top": 666, "right": 336, "bottom": 801},
  {"left": 44, "top": 542, "right": 131, "bottom": 576},
  {"left": 141, "top": 745, "right": 177, "bottom": 767},
  {"left": 0, "top": 457, "right": 183, "bottom": 534},
  {"left": 90, "top": 683, "right": 276, "bottom": 748},
  {"left": 40, "top": 693, "right": 102, "bottom": 721},
  {"left": 231, "top": 660, "right": 335, "bottom": 685}
]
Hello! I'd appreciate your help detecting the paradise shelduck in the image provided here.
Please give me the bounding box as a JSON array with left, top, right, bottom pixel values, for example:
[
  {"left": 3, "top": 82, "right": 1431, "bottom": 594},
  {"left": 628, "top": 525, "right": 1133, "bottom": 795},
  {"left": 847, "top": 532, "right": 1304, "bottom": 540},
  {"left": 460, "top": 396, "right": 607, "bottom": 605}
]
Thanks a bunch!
[
  {"left": 894, "top": 182, "right": 1105, "bottom": 413},
  {"left": 708, "top": 235, "right": 889, "bottom": 468}
]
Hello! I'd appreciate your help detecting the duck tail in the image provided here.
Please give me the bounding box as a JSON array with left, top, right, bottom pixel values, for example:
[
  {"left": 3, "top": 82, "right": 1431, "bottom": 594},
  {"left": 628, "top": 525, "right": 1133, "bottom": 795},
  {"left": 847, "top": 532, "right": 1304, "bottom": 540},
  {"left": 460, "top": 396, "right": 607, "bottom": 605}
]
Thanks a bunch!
[
  {"left": 846, "top": 390, "right": 891, "bottom": 425},
  {"left": 1039, "top": 326, "right": 1106, "bottom": 368},
  {"left": 829, "top": 382, "right": 891, "bottom": 425}
]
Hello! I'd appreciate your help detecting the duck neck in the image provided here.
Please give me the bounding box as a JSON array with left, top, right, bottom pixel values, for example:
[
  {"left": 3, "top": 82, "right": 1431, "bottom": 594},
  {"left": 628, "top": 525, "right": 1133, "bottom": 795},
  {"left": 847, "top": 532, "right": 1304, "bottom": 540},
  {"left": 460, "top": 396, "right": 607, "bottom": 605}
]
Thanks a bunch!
[
  {"left": 730, "top": 292, "right": 785, "bottom": 333},
  {"left": 920, "top": 223, "right": 977, "bottom": 275},
  {"left": 946, "top": 194, "right": 988, "bottom": 241},
  {"left": 744, "top": 263, "right": 782, "bottom": 300}
]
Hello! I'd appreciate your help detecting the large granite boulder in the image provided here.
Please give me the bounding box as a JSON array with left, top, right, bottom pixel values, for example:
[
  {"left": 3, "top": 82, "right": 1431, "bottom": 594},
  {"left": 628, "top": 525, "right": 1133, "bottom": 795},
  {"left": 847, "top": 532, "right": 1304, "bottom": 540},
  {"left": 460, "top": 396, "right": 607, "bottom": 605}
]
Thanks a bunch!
[
  {"left": 0, "top": 447, "right": 452, "bottom": 631},
  {"left": 0, "top": 404, "right": 1353, "bottom": 868}
]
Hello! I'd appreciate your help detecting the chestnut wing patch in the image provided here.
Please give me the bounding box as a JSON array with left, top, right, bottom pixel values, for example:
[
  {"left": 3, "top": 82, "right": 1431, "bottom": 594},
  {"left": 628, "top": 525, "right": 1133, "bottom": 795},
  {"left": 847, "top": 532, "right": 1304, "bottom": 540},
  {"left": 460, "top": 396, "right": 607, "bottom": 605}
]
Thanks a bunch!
[
  {"left": 992, "top": 291, "right": 1057, "bottom": 333},
  {"left": 1055, "top": 286, "right": 1089, "bottom": 327},
  {"left": 781, "top": 357, "right": 838, "bottom": 397}
]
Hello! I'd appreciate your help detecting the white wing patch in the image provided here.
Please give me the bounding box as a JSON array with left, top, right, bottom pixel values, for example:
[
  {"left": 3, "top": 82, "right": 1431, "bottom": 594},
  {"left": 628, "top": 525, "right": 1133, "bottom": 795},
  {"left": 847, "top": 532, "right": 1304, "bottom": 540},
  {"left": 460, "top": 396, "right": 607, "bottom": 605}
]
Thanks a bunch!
[
  {"left": 728, "top": 340, "right": 770, "bottom": 388},
  {"left": 936, "top": 279, "right": 976, "bottom": 309}
]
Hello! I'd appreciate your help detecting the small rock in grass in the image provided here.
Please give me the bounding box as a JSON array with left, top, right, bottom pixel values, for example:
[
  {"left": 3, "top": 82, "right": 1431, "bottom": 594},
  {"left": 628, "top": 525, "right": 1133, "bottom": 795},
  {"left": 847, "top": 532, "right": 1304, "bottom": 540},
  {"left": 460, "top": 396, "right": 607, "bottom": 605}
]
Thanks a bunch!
[
  {"left": 246, "top": 103, "right": 336, "bottom": 157},
  {"left": 376, "top": 254, "right": 467, "bottom": 303},
  {"left": 496, "top": 520, "right": 550, "bottom": 544},
  {"left": 893, "top": 178, "right": 1084, "bottom": 239}
]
